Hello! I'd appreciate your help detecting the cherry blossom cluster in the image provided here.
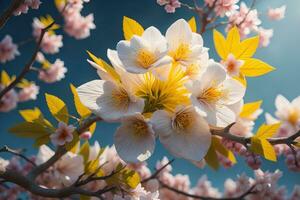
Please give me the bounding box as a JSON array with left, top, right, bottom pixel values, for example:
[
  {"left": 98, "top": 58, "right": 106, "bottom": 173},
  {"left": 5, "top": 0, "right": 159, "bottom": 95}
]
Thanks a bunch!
[
  {"left": 157, "top": 0, "right": 286, "bottom": 47},
  {"left": 56, "top": 0, "right": 96, "bottom": 39},
  {"left": 1, "top": 153, "right": 300, "bottom": 199},
  {"left": 13, "top": 0, "right": 41, "bottom": 16}
]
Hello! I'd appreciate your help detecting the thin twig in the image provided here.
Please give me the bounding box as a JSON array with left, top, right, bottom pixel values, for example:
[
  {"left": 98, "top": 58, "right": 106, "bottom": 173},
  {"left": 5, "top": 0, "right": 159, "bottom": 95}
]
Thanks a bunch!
[
  {"left": 0, "top": 0, "right": 24, "bottom": 29},
  {"left": 0, "top": 145, "right": 36, "bottom": 167},
  {"left": 238, "top": 0, "right": 257, "bottom": 26},
  {"left": 0, "top": 22, "right": 55, "bottom": 100},
  {"left": 142, "top": 159, "right": 174, "bottom": 183}
]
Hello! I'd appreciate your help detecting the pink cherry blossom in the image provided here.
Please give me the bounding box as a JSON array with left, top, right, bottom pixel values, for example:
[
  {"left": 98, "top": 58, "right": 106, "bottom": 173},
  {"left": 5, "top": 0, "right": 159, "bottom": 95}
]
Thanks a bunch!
[
  {"left": 244, "top": 152, "right": 262, "bottom": 170},
  {"left": 18, "top": 83, "right": 39, "bottom": 102},
  {"left": 64, "top": 13, "right": 95, "bottom": 39},
  {"left": 192, "top": 175, "right": 221, "bottom": 198},
  {"left": 227, "top": 2, "right": 261, "bottom": 38},
  {"left": 257, "top": 27, "right": 274, "bottom": 47},
  {"left": 221, "top": 53, "right": 244, "bottom": 76},
  {"left": 38, "top": 59, "right": 67, "bottom": 83},
  {"left": 79, "top": 131, "right": 92, "bottom": 140},
  {"left": 50, "top": 122, "right": 75, "bottom": 146},
  {"left": 214, "top": 0, "right": 239, "bottom": 17},
  {"left": 268, "top": 5, "right": 286, "bottom": 21},
  {"left": 284, "top": 148, "right": 300, "bottom": 172},
  {"left": 0, "top": 85, "right": 18, "bottom": 112},
  {"left": 0, "top": 157, "right": 9, "bottom": 172},
  {"left": 13, "top": 0, "right": 41, "bottom": 16},
  {"left": 0, "top": 35, "right": 20, "bottom": 63},
  {"left": 157, "top": 0, "right": 181, "bottom": 13},
  {"left": 290, "top": 185, "right": 300, "bottom": 200},
  {"left": 32, "top": 18, "right": 63, "bottom": 54}
]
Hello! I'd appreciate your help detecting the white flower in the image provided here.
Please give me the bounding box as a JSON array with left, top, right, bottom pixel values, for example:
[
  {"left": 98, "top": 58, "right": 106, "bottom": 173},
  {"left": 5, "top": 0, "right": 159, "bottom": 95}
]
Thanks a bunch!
[
  {"left": 36, "top": 145, "right": 84, "bottom": 186},
  {"left": 151, "top": 106, "right": 211, "bottom": 162},
  {"left": 0, "top": 157, "right": 9, "bottom": 172},
  {"left": 77, "top": 79, "right": 144, "bottom": 122},
  {"left": 114, "top": 113, "right": 156, "bottom": 163},
  {"left": 274, "top": 95, "right": 300, "bottom": 131},
  {"left": 166, "top": 19, "right": 209, "bottom": 67},
  {"left": 186, "top": 61, "right": 245, "bottom": 126},
  {"left": 116, "top": 26, "right": 172, "bottom": 74},
  {"left": 50, "top": 122, "right": 75, "bottom": 146}
]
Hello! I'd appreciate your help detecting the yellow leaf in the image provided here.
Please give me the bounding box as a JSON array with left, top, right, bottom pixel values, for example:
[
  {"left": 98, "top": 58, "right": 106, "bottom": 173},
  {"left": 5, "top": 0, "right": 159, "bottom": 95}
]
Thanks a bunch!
[
  {"left": 294, "top": 143, "right": 300, "bottom": 148},
  {"left": 212, "top": 137, "right": 236, "bottom": 164},
  {"left": 9, "top": 122, "right": 49, "bottom": 138},
  {"left": 34, "top": 134, "right": 50, "bottom": 147},
  {"left": 70, "top": 84, "right": 91, "bottom": 118},
  {"left": 226, "top": 26, "right": 240, "bottom": 53},
  {"left": 213, "top": 29, "right": 228, "bottom": 60},
  {"left": 87, "top": 51, "right": 121, "bottom": 82},
  {"left": 240, "top": 58, "right": 275, "bottom": 77},
  {"left": 233, "top": 73, "right": 247, "bottom": 87},
  {"left": 123, "top": 169, "right": 141, "bottom": 189},
  {"left": 233, "top": 36, "right": 259, "bottom": 59},
  {"left": 89, "top": 122, "right": 97, "bottom": 136},
  {"left": 79, "top": 141, "right": 90, "bottom": 164},
  {"left": 250, "top": 137, "right": 277, "bottom": 162},
  {"left": 19, "top": 108, "right": 53, "bottom": 129},
  {"left": 239, "top": 100, "right": 263, "bottom": 119},
  {"left": 80, "top": 195, "right": 91, "bottom": 200},
  {"left": 45, "top": 93, "right": 69, "bottom": 123},
  {"left": 255, "top": 123, "right": 281, "bottom": 139},
  {"left": 204, "top": 143, "right": 219, "bottom": 170},
  {"left": 188, "top": 17, "right": 197, "bottom": 32},
  {"left": 1, "top": 70, "right": 11, "bottom": 86},
  {"left": 54, "top": 0, "right": 66, "bottom": 9},
  {"left": 123, "top": 16, "right": 144, "bottom": 40}
]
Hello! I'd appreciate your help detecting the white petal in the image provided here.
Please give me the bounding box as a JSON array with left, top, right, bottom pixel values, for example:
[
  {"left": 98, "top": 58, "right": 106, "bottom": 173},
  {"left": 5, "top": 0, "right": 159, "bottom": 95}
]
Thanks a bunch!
[
  {"left": 292, "top": 96, "right": 300, "bottom": 107},
  {"left": 215, "top": 105, "right": 236, "bottom": 127},
  {"left": 221, "top": 78, "right": 245, "bottom": 105},
  {"left": 265, "top": 113, "right": 279, "bottom": 124},
  {"left": 107, "top": 49, "right": 126, "bottom": 73},
  {"left": 191, "top": 32, "right": 203, "bottom": 46},
  {"left": 36, "top": 145, "right": 55, "bottom": 165},
  {"left": 275, "top": 94, "right": 290, "bottom": 111},
  {"left": 157, "top": 107, "right": 211, "bottom": 161},
  {"left": 142, "top": 26, "right": 167, "bottom": 54},
  {"left": 166, "top": 19, "right": 192, "bottom": 50},
  {"left": 114, "top": 114, "right": 155, "bottom": 163},
  {"left": 151, "top": 110, "right": 173, "bottom": 138},
  {"left": 201, "top": 61, "right": 226, "bottom": 88},
  {"left": 87, "top": 59, "right": 115, "bottom": 82}
]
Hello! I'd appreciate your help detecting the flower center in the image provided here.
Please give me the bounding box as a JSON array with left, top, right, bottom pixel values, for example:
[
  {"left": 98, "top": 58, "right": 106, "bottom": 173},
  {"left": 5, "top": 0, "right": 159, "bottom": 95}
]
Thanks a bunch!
[
  {"left": 133, "top": 120, "right": 148, "bottom": 135},
  {"left": 198, "top": 86, "right": 223, "bottom": 104},
  {"left": 173, "top": 110, "right": 193, "bottom": 131},
  {"left": 111, "top": 87, "right": 130, "bottom": 109},
  {"left": 136, "top": 49, "right": 156, "bottom": 69},
  {"left": 169, "top": 43, "right": 191, "bottom": 61},
  {"left": 58, "top": 129, "right": 69, "bottom": 141},
  {"left": 288, "top": 110, "right": 299, "bottom": 126}
]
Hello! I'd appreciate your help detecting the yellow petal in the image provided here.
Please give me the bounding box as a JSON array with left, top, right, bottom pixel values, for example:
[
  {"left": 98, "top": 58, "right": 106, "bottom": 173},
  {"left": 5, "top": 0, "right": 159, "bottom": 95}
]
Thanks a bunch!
[
  {"left": 250, "top": 137, "right": 277, "bottom": 162},
  {"left": 45, "top": 93, "right": 69, "bottom": 123},
  {"left": 204, "top": 143, "right": 219, "bottom": 170},
  {"left": 240, "top": 58, "right": 275, "bottom": 77},
  {"left": 188, "top": 17, "right": 197, "bottom": 32},
  {"left": 1, "top": 70, "right": 11, "bottom": 86},
  {"left": 226, "top": 26, "right": 240, "bottom": 53},
  {"left": 233, "top": 36, "right": 259, "bottom": 59},
  {"left": 212, "top": 137, "right": 236, "bottom": 164},
  {"left": 239, "top": 100, "right": 263, "bottom": 119},
  {"left": 213, "top": 29, "right": 228, "bottom": 60},
  {"left": 255, "top": 123, "right": 281, "bottom": 139},
  {"left": 70, "top": 84, "right": 91, "bottom": 118},
  {"left": 123, "top": 16, "right": 144, "bottom": 40},
  {"left": 87, "top": 51, "right": 121, "bottom": 83},
  {"left": 233, "top": 73, "right": 247, "bottom": 87}
]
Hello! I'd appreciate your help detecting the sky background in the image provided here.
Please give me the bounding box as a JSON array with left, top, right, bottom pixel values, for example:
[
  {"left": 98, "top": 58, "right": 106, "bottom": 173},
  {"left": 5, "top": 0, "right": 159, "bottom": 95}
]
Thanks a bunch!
[{"left": 1, "top": 0, "right": 300, "bottom": 193}]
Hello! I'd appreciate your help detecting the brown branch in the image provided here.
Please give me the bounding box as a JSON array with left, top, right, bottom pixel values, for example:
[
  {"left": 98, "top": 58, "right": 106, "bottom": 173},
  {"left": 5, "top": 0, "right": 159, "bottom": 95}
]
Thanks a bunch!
[
  {"left": 210, "top": 123, "right": 300, "bottom": 147},
  {"left": 0, "top": 145, "right": 36, "bottom": 167},
  {"left": 28, "top": 115, "right": 102, "bottom": 180},
  {"left": 0, "top": 22, "right": 54, "bottom": 100},
  {"left": 159, "top": 179, "right": 256, "bottom": 200},
  {"left": 0, "top": 169, "right": 114, "bottom": 198},
  {"left": 0, "top": 0, "right": 24, "bottom": 29},
  {"left": 142, "top": 158, "right": 174, "bottom": 183}
]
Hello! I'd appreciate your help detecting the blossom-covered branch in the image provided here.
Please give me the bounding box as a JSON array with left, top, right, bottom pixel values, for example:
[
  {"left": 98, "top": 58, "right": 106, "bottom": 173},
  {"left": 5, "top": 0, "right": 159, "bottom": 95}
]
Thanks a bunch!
[
  {"left": 0, "top": 0, "right": 24, "bottom": 29},
  {"left": 0, "top": 22, "right": 54, "bottom": 100}
]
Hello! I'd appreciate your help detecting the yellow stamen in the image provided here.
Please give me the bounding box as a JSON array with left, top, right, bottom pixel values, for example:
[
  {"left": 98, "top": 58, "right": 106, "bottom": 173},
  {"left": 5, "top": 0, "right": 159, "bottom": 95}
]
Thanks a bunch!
[
  {"left": 173, "top": 109, "right": 193, "bottom": 131},
  {"left": 288, "top": 110, "right": 299, "bottom": 126},
  {"left": 169, "top": 43, "right": 191, "bottom": 61},
  {"left": 111, "top": 86, "right": 130, "bottom": 109},
  {"left": 136, "top": 49, "right": 156, "bottom": 69},
  {"left": 133, "top": 120, "right": 148, "bottom": 135},
  {"left": 198, "top": 86, "right": 224, "bottom": 104}
]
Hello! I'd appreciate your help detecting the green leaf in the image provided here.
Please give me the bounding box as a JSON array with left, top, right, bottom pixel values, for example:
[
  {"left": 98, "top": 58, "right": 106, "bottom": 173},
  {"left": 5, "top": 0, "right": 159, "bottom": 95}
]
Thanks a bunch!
[
  {"left": 45, "top": 93, "right": 69, "bottom": 123},
  {"left": 9, "top": 122, "right": 49, "bottom": 138}
]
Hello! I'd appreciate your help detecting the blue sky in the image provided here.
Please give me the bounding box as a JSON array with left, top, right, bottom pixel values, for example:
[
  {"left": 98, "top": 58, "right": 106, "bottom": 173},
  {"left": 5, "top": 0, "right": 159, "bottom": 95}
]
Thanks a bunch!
[{"left": 0, "top": 0, "right": 299, "bottom": 192}]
